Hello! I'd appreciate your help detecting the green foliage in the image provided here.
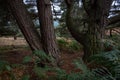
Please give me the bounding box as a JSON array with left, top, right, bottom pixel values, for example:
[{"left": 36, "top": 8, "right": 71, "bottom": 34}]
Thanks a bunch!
[
  {"left": 90, "top": 49, "right": 120, "bottom": 65},
  {"left": 55, "top": 25, "right": 71, "bottom": 38},
  {"left": 0, "top": 60, "right": 12, "bottom": 73},
  {"left": 68, "top": 40, "right": 82, "bottom": 52},
  {"left": 69, "top": 59, "right": 116, "bottom": 80},
  {"left": 33, "top": 50, "right": 51, "bottom": 62},
  {"left": 108, "top": 34, "right": 120, "bottom": 50},
  {"left": 89, "top": 49, "right": 120, "bottom": 79},
  {"left": 57, "top": 39, "right": 82, "bottom": 52},
  {"left": 47, "top": 59, "right": 115, "bottom": 80},
  {"left": 47, "top": 49, "right": 120, "bottom": 80},
  {"left": 23, "top": 50, "right": 54, "bottom": 64},
  {"left": 51, "top": 68, "right": 67, "bottom": 80},
  {"left": 34, "top": 66, "right": 46, "bottom": 79},
  {"left": 21, "top": 49, "right": 120, "bottom": 80},
  {"left": 57, "top": 39, "right": 68, "bottom": 50},
  {"left": 22, "top": 50, "right": 55, "bottom": 79},
  {"left": 74, "top": 59, "right": 88, "bottom": 74},
  {"left": 23, "top": 56, "right": 32, "bottom": 63},
  {"left": 103, "top": 39, "right": 116, "bottom": 50},
  {"left": 21, "top": 75, "right": 30, "bottom": 80},
  {"left": 0, "top": 59, "right": 18, "bottom": 80}
]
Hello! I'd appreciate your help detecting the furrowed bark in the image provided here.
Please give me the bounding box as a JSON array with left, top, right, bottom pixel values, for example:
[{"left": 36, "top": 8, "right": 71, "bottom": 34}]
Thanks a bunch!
[
  {"left": 37, "top": 0, "right": 60, "bottom": 65},
  {"left": 65, "top": 0, "right": 113, "bottom": 61},
  {"left": 7, "top": 0, "right": 42, "bottom": 50}
]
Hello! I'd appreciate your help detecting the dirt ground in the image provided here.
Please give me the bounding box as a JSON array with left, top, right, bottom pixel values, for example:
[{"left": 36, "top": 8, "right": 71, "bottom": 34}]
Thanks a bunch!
[
  {"left": 0, "top": 37, "right": 83, "bottom": 80},
  {"left": 0, "top": 28, "right": 119, "bottom": 80},
  {"left": 0, "top": 37, "right": 27, "bottom": 46},
  {"left": 0, "top": 49, "right": 83, "bottom": 80}
]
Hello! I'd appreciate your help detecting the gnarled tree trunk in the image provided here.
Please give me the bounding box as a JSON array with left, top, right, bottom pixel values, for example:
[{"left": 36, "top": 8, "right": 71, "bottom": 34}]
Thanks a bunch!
[
  {"left": 65, "top": 0, "right": 113, "bottom": 61},
  {"left": 82, "top": 0, "right": 113, "bottom": 60}
]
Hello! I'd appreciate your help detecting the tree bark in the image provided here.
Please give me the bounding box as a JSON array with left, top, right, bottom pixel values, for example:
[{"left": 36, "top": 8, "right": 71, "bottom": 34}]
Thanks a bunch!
[
  {"left": 7, "top": 0, "right": 42, "bottom": 50},
  {"left": 65, "top": 0, "right": 113, "bottom": 61},
  {"left": 37, "top": 0, "right": 60, "bottom": 64},
  {"left": 65, "top": 0, "right": 86, "bottom": 45},
  {"left": 82, "top": 0, "right": 113, "bottom": 60}
]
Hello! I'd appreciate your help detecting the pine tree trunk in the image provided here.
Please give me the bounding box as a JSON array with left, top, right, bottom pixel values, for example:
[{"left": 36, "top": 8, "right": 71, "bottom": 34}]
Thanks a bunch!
[
  {"left": 37, "top": 0, "right": 60, "bottom": 64},
  {"left": 7, "top": 0, "right": 42, "bottom": 50}
]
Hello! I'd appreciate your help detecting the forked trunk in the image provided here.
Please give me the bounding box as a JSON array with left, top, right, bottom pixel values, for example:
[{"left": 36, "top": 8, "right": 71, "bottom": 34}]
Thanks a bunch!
[
  {"left": 82, "top": 0, "right": 113, "bottom": 60},
  {"left": 65, "top": 0, "right": 113, "bottom": 61}
]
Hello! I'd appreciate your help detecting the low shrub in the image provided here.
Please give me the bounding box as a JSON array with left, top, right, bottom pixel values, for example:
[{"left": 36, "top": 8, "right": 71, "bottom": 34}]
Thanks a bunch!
[{"left": 57, "top": 38, "right": 83, "bottom": 53}]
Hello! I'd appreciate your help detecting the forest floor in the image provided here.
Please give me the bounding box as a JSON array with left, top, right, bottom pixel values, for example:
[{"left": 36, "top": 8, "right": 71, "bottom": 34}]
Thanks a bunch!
[
  {"left": 0, "top": 37, "right": 83, "bottom": 80},
  {"left": 0, "top": 49, "right": 83, "bottom": 80},
  {"left": 0, "top": 37, "right": 26, "bottom": 46}
]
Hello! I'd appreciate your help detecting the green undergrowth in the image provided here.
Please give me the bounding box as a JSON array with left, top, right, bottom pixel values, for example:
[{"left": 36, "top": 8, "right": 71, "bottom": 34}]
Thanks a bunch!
[
  {"left": 109, "top": 35, "right": 120, "bottom": 50},
  {"left": 106, "top": 34, "right": 120, "bottom": 50},
  {"left": 57, "top": 38, "right": 83, "bottom": 53},
  {"left": 0, "top": 59, "right": 26, "bottom": 80},
  {"left": 0, "top": 34, "right": 120, "bottom": 80},
  {"left": 0, "top": 49, "right": 120, "bottom": 80},
  {"left": 22, "top": 49, "right": 120, "bottom": 80}
]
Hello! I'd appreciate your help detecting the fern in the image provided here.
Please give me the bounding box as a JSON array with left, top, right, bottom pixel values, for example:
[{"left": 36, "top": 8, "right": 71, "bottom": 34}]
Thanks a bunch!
[
  {"left": 22, "top": 49, "right": 120, "bottom": 80},
  {"left": 33, "top": 50, "right": 50, "bottom": 61},
  {"left": 33, "top": 65, "right": 47, "bottom": 79},
  {"left": 74, "top": 59, "right": 89, "bottom": 74},
  {"left": 89, "top": 49, "right": 120, "bottom": 80},
  {"left": 21, "top": 75, "right": 30, "bottom": 80},
  {"left": 0, "top": 60, "right": 12, "bottom": 73},
  {"left": 108, "top": 35, "right": 120, "bottom": 50},
  {"left": 23, "top": 50, "right": 56, "bottom": 79},
  {"left": 47, "top": 58, "right": 116, "bottom": 80},
  {"left": 22, "top": 56, "right": 32, "bottom": 63}
]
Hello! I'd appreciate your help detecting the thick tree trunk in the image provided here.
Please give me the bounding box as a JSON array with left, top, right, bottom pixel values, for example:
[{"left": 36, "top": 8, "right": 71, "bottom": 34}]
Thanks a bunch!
[
  {"left": 65, "top": 2, "right": 86, "bottom": 45},
  {"left": 82, "top": 21, "right": 103, "bottom": 60},
  {"left": 37, "top": 0, "right": 60, "bottom": 64},
  {"left": 82, "top": 0, "right": 113, "bottom": 60},
  {"left": 65, "top": 0, "right": 113, "bottom": 61},
  {"left": 7, "top": 0, "right": 42, "bottom": 50},
  {"left": 65, "top": 2, "right": 101, "bottom": 60}
]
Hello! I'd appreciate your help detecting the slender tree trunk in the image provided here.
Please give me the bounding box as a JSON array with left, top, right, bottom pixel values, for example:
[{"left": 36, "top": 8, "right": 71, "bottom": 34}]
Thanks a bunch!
[
  {"left": 37, "top": 0, "right": 60, "bottom": 64},
  {"left": 7, "top": 0, "right": 42, "bottom": 50}
]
